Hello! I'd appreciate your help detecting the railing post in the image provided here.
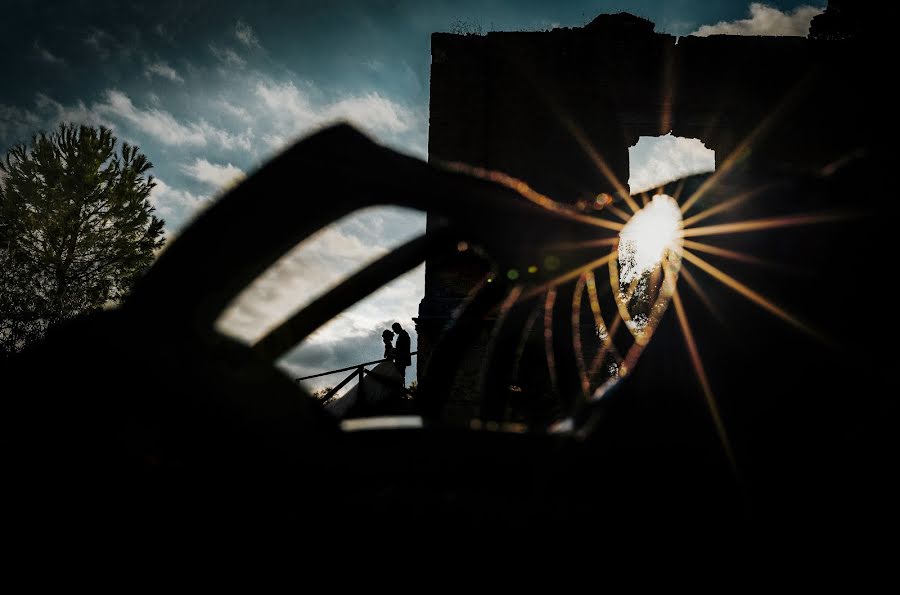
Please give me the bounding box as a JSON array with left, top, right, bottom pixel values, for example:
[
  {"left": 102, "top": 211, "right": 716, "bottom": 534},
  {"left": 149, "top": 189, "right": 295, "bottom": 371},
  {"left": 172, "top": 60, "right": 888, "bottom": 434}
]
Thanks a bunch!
[{"left": 357, "top": 366, "right": 365, "bottom": 401}]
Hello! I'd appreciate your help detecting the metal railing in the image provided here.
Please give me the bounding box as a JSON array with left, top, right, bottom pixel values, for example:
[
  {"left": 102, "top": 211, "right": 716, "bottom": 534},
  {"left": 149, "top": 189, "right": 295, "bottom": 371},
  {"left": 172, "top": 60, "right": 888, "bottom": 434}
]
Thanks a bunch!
[{"left": 295, "top": 352, "right": 417, "bottom": 405}]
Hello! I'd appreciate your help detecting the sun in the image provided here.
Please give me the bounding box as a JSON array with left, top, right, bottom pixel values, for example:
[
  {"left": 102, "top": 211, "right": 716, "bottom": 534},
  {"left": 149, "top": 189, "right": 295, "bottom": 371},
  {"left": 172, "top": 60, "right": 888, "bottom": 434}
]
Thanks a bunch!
[
  {"left": 613, "top": 193, "right": 684, "bottom": 342},
  {"left": 617, "top": 193, "right": 683, "bottom": 285}
]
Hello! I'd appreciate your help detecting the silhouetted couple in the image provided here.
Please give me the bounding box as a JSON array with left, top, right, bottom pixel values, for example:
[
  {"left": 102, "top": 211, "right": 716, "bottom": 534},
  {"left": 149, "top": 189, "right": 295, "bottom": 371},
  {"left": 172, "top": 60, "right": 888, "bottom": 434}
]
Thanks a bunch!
[
  {"left": 382, "top": 322, "right": 411, "bottom": 383},
  {"left": 325, "top": 322, "right": 411, "bottom": 419}
]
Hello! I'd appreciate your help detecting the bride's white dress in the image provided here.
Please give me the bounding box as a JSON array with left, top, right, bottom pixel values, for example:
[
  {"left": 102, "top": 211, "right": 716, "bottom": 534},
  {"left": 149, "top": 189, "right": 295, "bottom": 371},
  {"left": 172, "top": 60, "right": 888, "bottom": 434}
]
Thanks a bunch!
[{"left": 325, "top": 360, "right": 405, "bottom": 418}]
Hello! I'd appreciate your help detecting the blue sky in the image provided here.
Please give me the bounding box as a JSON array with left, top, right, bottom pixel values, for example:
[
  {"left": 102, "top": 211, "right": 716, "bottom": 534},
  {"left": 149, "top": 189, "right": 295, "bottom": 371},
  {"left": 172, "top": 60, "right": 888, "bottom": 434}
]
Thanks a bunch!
[{"left": 0, "top": 0, "right": 825, "bottom": 390}]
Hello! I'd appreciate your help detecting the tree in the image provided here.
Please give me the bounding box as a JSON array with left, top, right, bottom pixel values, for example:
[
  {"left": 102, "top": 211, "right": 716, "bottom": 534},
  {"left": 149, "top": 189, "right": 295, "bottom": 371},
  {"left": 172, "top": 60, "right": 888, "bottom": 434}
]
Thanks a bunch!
[
  {"left": 0, "top": 124, "right": 165, "bottom": 355},
  {"left": 311, "top": 387, "right": 335, "bottom": 401}
]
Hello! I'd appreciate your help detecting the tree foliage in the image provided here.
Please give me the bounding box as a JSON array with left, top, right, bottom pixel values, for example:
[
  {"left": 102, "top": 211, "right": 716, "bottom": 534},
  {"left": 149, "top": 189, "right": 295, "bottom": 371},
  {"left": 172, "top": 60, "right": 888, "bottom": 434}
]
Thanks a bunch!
[
  {"left": 311, "top": 387, "right": 334, "bottom": 401},
  {"left": 0, "top": 124, "right": 165, "bottom": 355}
]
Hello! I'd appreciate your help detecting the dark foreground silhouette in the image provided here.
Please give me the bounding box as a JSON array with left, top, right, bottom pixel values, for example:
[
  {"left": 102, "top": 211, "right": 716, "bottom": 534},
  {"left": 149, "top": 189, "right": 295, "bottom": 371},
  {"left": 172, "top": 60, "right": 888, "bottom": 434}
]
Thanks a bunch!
[
  {"left": 3, "top": 3, "right": 899, "bottom": 560},
  {"left": 3, "top": 124, "right": 894, "bottom": 561}
]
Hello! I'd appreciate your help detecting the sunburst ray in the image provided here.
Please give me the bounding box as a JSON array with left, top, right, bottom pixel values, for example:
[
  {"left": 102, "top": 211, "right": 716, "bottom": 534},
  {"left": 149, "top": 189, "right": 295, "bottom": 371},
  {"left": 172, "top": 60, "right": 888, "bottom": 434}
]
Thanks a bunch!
[
  {"left": 682, "top": 212, "right": 848, "bottom": 238},
  {"left": 679, "top": 264, "right": 724, "bottom": 324},
  {"left": 606, "top": 203, "right": 633, "bottom": 223},
  {"left": 681, "top": 248, "right": 827, "bottom": 343},
  {"left": 670, "top": 178, "right": 687, "bottom": 205},
  {"left": 682, "top": 239, "right": 780, "bottom": 269},
  {"left": 545, "top": 237, "right": 619, "bottom": 252},
  {"left": 672, "top": 289, "right": 739, "bottom": 477},
  {"left": 560, "top": 116, "right": 641, "bottom": 214},
  {"left": 681, "top": 187, "right": 765, "bottom": 228}
]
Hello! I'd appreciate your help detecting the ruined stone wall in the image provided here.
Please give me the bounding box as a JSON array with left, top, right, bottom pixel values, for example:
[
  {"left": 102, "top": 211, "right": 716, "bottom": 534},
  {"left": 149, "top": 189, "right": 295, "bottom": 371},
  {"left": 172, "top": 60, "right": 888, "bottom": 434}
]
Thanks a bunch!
[{"left": 419, "top": 14, "right": 870, "bottom": 422}]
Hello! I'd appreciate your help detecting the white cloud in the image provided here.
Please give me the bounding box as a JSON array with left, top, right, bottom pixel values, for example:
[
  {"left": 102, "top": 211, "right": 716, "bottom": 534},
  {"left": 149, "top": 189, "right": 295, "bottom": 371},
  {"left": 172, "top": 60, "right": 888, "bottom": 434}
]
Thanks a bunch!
[
  {"left": 691, "top": 3, "right": 824, "bottom": 37},
  {"left": 235, "top": 20, "right": 261, "bottom": 48},
  {"left": 198, "top": 122, "right": 253, "bottom": 151},
  {"left": 255, "top": 80, "right": 318, "bottom": 129},
  {"left": 629, "top": 134, "right": 715, "bottom": 193},
  {"left": 180, "top": 158, "right": 245, "bottom": 188},
  {"left": 261, "top": 132, "right": 287, "bottom": 150},
  {"left": 96, "top": 90, "right": 204, "bottom": 145},
  {"left": 324, "top": 93, "right": 412, "bottom": 135},
  {"left": 34, "top": 94, "right": 107, "bottom": 129},
  {"left": 254, "top": 80, "right": 414, "bottom": 143},
  {"left": 93, "top": 90, "right": 252, "bottom": 150},
  {"left": 33, "top": 40, "right": 65, "bottom": 65},
  {"left": 147, "top": 178, "right": 216, "bottom": 234},
  {"left": 148, "top": 178, "right": 207, "bottom": 218},
  {"left": 7, "top": 77, "right": 416, "bottom": 173},
  {"left": 32, "top": 90, "right": 253, "bottom": 151},
  {"left": 215, "top": 99, "right": 252, "bottom": 122},
  {"left": 209, "top": 44, "right": 246, "bottom": 67},
  {"left": 145, "top": 61, "right": 184, "bottom": 84}
]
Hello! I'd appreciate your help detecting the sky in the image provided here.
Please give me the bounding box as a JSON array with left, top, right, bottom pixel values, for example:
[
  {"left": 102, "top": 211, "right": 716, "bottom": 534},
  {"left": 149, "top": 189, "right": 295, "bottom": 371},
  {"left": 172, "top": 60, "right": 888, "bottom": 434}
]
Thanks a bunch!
[{"left": 0, "top": 0, "right": 825, "bottom": 391}]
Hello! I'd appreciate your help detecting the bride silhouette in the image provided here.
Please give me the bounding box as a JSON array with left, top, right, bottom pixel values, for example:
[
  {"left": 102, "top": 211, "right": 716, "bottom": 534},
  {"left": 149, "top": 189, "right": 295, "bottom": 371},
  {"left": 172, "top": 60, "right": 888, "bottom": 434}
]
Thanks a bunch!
[{"left": 325, "top": 329, "right": 406, "bottom": 418}]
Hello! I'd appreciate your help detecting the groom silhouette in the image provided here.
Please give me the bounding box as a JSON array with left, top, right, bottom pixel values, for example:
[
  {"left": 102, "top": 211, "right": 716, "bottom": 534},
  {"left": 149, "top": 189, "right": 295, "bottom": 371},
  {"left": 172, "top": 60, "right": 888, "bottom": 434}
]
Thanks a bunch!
[{"left": 391, "top": 322, "right": 411, "bottom": 385}]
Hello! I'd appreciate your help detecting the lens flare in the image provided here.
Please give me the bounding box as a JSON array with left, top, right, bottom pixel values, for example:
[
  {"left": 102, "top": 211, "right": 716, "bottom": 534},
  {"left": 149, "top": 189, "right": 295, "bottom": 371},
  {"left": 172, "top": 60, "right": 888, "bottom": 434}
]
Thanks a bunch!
[
  {"left": 614, "top": 194, "right": 684, "bottom": 342},
  {"left": 617, "top": 194, "right": 683, "bottom": 284}
]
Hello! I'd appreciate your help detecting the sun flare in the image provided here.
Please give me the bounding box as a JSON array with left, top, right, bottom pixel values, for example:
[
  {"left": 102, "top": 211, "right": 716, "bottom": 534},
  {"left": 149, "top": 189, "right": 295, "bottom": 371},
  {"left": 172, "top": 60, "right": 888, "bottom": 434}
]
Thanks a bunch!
[
  {"left": 617, "top": 193, "right": 683, "bottom": 284},
  {"left": 613, "top": 194, "right": 684, "bottom": 341}
]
